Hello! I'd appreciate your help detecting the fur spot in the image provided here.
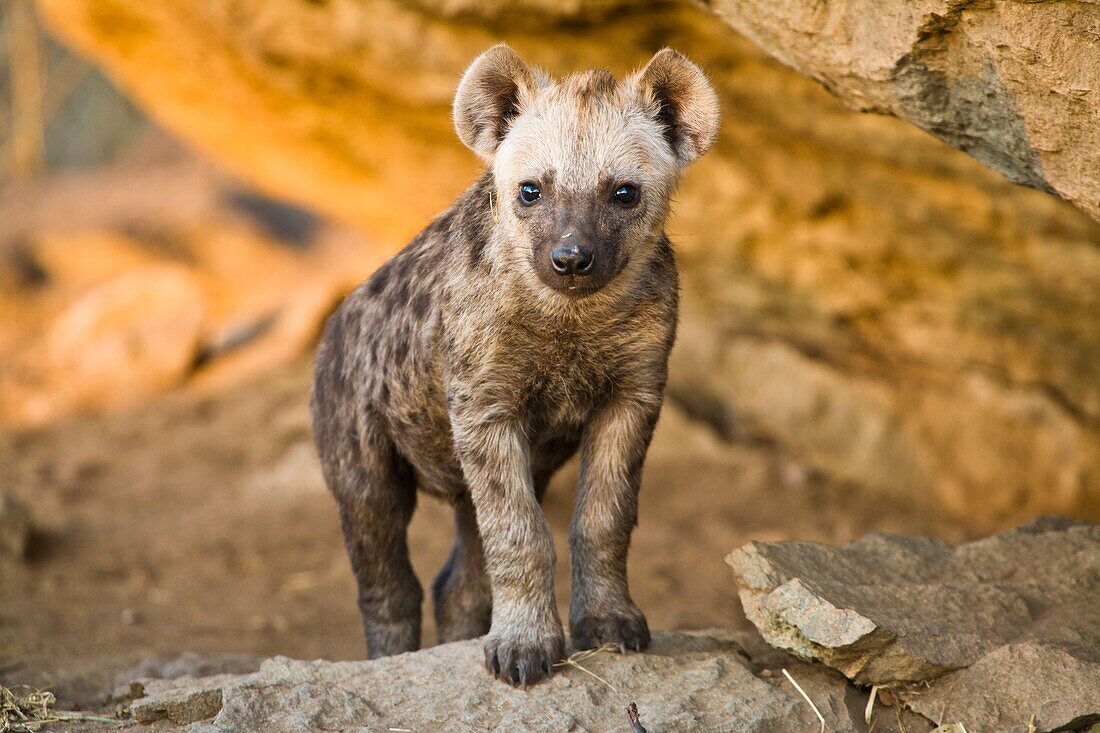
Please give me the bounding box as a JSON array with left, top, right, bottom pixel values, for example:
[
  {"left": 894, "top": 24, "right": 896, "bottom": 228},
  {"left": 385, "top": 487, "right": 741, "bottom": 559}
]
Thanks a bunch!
[
  {"left": 367, "top": 265, "right": 390, "bottom": 297},
  {"left": 411, "top": 291, "right": 431, "bottom": 319},
  {"left": 566, "top": 69, "right": 616, "bottom": 109},
  {"left": 393, "top": 340, "right": 409, "bottom": 365},
  {"left": 389, "top": 279, "right": 410, "bottom": 308}
]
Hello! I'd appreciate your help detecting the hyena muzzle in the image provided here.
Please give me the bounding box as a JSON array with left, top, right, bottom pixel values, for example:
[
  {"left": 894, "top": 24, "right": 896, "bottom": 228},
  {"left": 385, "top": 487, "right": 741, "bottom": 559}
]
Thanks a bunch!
[{"left": 311, "top": 44, "right": 719, "bottom": 686}]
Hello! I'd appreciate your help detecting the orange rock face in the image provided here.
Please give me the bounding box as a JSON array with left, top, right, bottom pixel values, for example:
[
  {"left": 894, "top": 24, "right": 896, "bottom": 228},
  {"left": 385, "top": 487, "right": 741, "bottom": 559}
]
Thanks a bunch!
[
  {"left": 12, "top": 0, "right": 1100, "bottom": 524},
  {"left": 0, "top": 146, "right": 386, "bottom": 428}
]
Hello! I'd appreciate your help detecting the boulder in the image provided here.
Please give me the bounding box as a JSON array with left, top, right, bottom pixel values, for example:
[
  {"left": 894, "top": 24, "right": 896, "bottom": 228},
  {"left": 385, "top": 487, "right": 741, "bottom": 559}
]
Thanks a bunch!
[
  {"left": 0, "top": 263, "right": 205, "bottom": 427},
  {"left": 908, "top": 642, "right": 1100, "bottom": 733},
  {"left": 0, "top": 148, "right": 385, "bottom": 428},
  {"left": 727, "top": 518, "right": 1100, "bottom": 732},
  {"left": 706, "top": 0, "right": 1100, "bottom": 221}
]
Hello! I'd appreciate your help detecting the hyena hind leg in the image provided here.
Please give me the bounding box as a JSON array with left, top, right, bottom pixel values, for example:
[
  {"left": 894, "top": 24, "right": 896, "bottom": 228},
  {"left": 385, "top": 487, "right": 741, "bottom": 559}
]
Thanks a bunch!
[
  {"left": 432, "top": 497, "right": 492, "bottom": 642},
  {"left": 332, "top": 432, "right": 423, "bottom": 658}
]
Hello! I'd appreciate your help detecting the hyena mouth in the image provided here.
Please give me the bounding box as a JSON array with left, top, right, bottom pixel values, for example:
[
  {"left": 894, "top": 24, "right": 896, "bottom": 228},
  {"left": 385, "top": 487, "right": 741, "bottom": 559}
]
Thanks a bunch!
[
  {"left": 546, "top": 272, "right": 605, "bottom": 297},
  {"left": 531, "top": 248, "right": 623, "bottom": 297}
]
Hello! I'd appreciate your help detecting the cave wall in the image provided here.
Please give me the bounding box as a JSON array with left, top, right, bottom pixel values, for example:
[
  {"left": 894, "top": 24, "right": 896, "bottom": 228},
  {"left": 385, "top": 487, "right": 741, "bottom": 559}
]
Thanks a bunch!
[{"left": 32, "top": 0, "right": 1100, "bottom": 526}]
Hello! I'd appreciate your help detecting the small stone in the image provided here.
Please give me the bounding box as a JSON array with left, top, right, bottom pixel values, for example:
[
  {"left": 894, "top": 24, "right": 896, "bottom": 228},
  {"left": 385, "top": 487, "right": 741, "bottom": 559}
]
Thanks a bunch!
[{"left": 131, "top": 687, "right": 224, "bottom": 725}]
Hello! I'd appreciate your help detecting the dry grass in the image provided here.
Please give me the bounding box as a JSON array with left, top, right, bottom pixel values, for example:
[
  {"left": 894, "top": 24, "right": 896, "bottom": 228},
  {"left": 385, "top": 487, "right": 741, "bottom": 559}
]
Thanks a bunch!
[
  {"left": 782, "top": 669, "right": 825, "bottom": 733},
  {"left": 552, "top": 645, "right": 648, "bottom": 732},
  {"left": 0, "top": 684, "right": 116, "bottom": 732},
  {"left": 552, "top": 643, "right": 623, "bottom": 693}
]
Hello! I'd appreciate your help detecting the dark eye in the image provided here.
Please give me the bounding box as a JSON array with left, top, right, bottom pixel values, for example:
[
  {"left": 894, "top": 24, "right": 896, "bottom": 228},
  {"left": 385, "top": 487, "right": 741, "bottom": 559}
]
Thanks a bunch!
[
  {"left": 519, "top": 183, "right": 542, "bottom": 206},
  {"left": 613, "top": 184, "right": 639, "bottom": 207}
]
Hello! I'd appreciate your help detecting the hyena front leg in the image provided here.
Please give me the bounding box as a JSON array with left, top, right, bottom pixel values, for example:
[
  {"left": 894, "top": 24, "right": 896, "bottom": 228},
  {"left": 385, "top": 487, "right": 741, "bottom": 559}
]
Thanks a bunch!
[
  {"left": 330, "top": 426, "right": 423, "bottom": 658},
  {"left": 569, "top": 396, "right": 660, "bottom": 652},
  {"left": 452, "top": 417, "right": 564, "bottom": 686}
]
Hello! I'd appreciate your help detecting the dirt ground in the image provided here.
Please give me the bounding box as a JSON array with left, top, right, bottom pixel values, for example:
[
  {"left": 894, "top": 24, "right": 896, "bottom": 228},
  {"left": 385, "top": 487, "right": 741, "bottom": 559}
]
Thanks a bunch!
[{"left": 0, "top": 356, "right": 976, "bottom": 710}]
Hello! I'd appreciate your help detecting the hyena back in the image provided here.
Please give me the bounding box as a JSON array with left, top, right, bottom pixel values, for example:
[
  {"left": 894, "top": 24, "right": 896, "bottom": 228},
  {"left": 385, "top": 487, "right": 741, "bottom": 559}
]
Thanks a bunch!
[{"left": 311, "top": 45, "right": 719, "bottom": 686}]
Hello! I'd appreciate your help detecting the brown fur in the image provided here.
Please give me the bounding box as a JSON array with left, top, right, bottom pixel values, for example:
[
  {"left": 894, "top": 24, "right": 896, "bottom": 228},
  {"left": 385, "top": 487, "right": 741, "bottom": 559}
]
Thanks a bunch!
[{"left": 311, "top": 44, "right": 719, "bottom": 686}]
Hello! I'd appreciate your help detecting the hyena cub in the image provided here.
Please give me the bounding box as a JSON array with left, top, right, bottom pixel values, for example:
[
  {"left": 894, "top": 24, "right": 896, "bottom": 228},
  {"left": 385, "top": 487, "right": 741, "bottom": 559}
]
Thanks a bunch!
[{"left": 311, "top": 45, "right": 719, "bottom": 686}]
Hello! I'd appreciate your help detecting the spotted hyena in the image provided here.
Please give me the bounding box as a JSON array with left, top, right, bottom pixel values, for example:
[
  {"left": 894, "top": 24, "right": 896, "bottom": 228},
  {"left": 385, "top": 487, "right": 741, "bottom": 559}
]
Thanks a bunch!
[{"left": 311, "top": 44, "right": 719, "bottom": 686}]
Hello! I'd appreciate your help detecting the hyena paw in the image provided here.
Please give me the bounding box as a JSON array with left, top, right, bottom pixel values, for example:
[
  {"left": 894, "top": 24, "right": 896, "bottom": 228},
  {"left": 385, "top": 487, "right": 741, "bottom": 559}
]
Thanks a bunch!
[
  {"left": 570, "top": 606, "right": 651, "bottom": 653},
  {"left": 483, "top": 630, "right": 565, "bottom": 687}
]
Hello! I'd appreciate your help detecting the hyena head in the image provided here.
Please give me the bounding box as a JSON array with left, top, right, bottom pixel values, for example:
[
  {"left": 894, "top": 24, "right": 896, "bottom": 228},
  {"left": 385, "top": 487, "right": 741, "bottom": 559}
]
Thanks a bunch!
[{"left": 453, "top": 45, "right": 720, "bottom": 299}]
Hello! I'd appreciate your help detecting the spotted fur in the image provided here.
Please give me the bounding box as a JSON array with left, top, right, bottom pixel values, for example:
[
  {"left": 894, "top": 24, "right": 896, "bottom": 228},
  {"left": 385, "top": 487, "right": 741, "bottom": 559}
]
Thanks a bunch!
[{"left": 311, "top": 44, "right": 719, "bottom": 686}]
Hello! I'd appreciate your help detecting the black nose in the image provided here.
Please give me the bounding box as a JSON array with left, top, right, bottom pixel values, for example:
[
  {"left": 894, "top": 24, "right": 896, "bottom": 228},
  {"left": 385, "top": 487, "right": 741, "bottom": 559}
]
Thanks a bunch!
[{"left": 550, "top": 244, "right": 595, "bottom": 276}]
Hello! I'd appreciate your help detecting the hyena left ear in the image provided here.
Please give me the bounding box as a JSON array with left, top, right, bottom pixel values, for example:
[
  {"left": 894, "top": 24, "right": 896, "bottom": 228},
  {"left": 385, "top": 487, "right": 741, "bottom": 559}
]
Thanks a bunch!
[
  {"left": 453, "top": 44, "right": 538, "bottom": 162},
  {"left": 632, "top": 49, "right": 721, "bottom": 166}
]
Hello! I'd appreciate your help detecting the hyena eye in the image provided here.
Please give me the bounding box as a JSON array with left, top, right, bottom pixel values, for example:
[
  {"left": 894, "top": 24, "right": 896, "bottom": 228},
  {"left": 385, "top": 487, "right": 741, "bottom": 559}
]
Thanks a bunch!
[
  {"left": 518, "top": 183, "right": 542, "bottom": 206},
  {"left": 613, "top": 184, "right": 639, "bottom": 207}
]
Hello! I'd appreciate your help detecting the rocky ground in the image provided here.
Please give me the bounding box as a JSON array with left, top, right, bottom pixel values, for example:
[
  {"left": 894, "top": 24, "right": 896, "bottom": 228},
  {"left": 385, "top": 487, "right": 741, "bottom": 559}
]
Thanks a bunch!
[
  {"left": 3, "top": 358, "right": 1096, "bottom": 732},
  {"left": 0, "top": 353, "right": 983, "bottom": 722},
  {"left": 4, "top": 430, "right": 1096, "bottom": 733}
]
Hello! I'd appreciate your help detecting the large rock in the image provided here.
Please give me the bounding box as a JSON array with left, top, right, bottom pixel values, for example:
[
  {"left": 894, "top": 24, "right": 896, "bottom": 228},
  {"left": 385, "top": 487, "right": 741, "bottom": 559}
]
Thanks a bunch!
[
  {"left": 727, "top": 518, "right": 1100, "bottom": 732},
  {"left": 120, "top": 631, "right": 934, "bottom": 732},
  {"left": 0, "top": 262, "right": 205, "bottom": 427},
  {"left": 28, "top": 0, "right": 1100, "bottom": 523},
  {"left": 908, "top": 642, "right": 1100, "bottom": 733},
  {"left": 706, "top": 0, "right": 1100, "bottom": 221},
  {"left": 0, "top": 145, "right": 383, "bottom": 428}
]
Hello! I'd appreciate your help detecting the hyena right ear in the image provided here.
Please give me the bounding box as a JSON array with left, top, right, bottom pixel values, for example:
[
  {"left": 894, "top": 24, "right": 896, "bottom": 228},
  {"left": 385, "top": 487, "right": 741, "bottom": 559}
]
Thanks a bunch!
[
  {"left": 453, "top": 45, "right": 538, "bottom": 162},
  {"left": 632, "top": 49, "right": 721, "bottom": 166}
]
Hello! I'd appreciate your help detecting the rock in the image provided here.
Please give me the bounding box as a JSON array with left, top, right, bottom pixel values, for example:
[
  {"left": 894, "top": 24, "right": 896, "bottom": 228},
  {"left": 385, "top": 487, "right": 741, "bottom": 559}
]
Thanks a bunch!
[
  {"left": 113, "top": 654, "right": 266, "bottom": 720},
  {"left": 243, "top": 441, "right": 327, "bottom": 501},
  {"left": 705, "top": 0, "right": 1100, "bottom": 222},
  {"left": 187, "top": 283, "right": 341, "bottom": 395},
  {"left": 123, "top": 652, "right": 264, "bottom": 683},
  {"left": 908, "top": 642, "right": 1100, "bottom": 733},
  {"left": 117, "top": 631, "right": 933, "bottom": 732},
  {"left": 131, "top": 682, "right": 226, "bottom": 725},
  {"left": 727, "top": 518, "right": 1100, "bottom": 732},
  {"left": 0, "top": 263, "right": 205, "bottom": 427},
  {"left": 0, "top": 489, "right": 32, "bottom": 558},
  {"left": 0, "top": 146, "right": 387, "bottom": 428}
]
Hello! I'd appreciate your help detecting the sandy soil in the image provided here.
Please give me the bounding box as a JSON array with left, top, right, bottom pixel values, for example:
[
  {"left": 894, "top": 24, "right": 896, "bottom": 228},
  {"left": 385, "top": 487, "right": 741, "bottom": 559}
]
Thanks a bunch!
[{"left": 0, "top": 357, "right": 974, "bottom": 709}]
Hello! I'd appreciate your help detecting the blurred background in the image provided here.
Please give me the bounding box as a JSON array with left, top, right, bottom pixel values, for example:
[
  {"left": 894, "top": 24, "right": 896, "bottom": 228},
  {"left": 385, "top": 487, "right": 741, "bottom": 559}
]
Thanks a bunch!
[{"left": 1, "top": 0, "right": 1097, "bottom": 707}]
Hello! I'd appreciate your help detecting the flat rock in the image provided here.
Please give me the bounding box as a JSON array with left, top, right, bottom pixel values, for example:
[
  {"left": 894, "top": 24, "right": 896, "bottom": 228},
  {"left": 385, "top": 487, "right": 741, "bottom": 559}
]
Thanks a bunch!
[
  {"left": 122, "top": 631, "right": 932, "bottom": 733},
  {"left": 727, "top": 518, "right": 1100, "bottom": 732}
]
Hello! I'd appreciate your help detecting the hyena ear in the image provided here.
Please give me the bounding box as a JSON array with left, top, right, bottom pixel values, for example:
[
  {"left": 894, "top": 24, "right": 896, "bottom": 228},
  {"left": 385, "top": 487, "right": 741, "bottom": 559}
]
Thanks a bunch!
[
  {"left": 453, "top": 44, "right": 538, "bottom": 161},
  {"left": 632, "top": 49, "right": 720, "bottom": 166}
]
